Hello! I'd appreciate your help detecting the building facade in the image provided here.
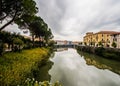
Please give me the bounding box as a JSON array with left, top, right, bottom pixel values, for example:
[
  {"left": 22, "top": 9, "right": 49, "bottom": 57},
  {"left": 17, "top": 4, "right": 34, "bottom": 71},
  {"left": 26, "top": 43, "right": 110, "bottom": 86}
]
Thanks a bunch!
[
  {"left": 110, "top": 33, "right": 120, "bottom": 48},
  {"left": 83, "top": 31, "right": 119, "bottom": 47},
  {"left": 83, "top": 32, "right": 94, "bottom": 46}
]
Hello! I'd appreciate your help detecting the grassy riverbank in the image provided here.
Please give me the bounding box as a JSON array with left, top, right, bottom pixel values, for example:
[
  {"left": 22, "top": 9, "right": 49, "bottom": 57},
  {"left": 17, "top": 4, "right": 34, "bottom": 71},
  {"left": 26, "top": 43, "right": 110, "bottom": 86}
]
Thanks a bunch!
[{"left": 0, "top": 48, "right": 51, "bottom": 86}]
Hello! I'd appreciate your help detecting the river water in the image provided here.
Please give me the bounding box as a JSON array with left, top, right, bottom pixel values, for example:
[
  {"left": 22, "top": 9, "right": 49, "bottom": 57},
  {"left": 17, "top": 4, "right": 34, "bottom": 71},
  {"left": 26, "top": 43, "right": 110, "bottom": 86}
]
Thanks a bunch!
[{"left": 48, "top": 48, "right": 120, "bottom": 86}]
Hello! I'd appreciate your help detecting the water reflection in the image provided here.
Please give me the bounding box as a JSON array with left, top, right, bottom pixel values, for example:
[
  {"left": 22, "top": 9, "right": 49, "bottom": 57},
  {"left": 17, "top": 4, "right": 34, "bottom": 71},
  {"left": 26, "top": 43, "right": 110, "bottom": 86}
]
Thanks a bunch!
[
  {"left": 49, "top": 48, "right": 120, "bottom": 86},
  {"left": 35, "top": 60, "right": 54, "bottom": 82},
  {"left": 78, "top": 51, "right": 120, "bottom": 75}
]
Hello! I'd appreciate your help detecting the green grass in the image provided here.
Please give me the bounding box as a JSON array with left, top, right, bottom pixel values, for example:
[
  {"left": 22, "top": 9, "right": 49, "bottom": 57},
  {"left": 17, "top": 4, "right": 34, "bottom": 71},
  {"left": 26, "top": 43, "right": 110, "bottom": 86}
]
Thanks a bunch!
[{"left": 0, "top": 48, "right": 50, "bottom": 86}]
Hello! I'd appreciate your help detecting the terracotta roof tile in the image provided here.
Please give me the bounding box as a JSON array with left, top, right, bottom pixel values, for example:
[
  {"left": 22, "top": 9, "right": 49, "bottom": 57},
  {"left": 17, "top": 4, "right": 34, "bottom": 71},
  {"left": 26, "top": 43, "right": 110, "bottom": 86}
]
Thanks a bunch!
[
  {"left": 111, "top": 32, "right": 120, "bottom": 35},
  {"left": 96, "top": 31, "right": 119, "bottom": 34}
]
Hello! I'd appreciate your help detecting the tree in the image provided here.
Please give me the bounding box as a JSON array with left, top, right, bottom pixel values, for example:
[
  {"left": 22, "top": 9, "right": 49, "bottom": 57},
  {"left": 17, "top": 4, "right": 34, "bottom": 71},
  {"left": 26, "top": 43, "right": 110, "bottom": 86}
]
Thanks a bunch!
[
  {"left": 0, "top": 31, "right": 27, "bottom": 52},
  {"left": 13, "top": 37, "right": 24, "bottom": 52},
  {"left": 28, "top": 16, "right": 53, "bottom": 47},
  {"left": 0, "top": 0, "right": 38, "bottom": 31},
  {"left": 98, "top": 41, "right": 103, "bottom": 47},
  {"left": 111, "top": 42, "right": 117, "bottom": 48},
  {"left": 0, "top": 40, "right": 5, "bottom": 55}
]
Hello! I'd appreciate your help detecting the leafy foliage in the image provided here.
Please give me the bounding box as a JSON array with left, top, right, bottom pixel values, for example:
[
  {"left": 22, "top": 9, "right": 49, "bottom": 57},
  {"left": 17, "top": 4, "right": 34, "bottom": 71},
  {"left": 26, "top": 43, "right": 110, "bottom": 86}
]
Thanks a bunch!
[
  {"left": 0, "top": 31, "right": 32, "bottom": 52},
  {"left": 111, "top": 42, "right": 117, "bottom": 48},
  {"left": 77, "top": 46, "right": 120, "bottom": 61},
  {"left": 0, "top": 0, "right": 54, "bottom": 48},
  {"left": 28, "top": 16, "right": 53, "bottom": 47},
  {"left": 0, "top": 48, "right": 50, "bottom": 85},
  {"left": 13, "top": 37, "right": 24, "bottom": 52},
  {"left": 0, "top": 0, "right": 38, "bottom": 30},
  {"left": 0, "top": 40, "right": 5, "bottom": 55},
  {"left": 98, "top": 41, "right": 103, "bottom": 47}
]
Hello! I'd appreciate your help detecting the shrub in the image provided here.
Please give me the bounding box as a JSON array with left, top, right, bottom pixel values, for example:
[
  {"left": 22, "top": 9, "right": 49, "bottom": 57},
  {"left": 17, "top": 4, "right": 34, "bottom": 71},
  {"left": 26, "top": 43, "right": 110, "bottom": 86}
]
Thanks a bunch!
[
  {"left": 0, "top": 40, "right": 5, "bottom": 55},
  {"left": 111, "top": 42, "right": 117, "bottom": 48},
  {"left": 94, "top": 47, "right": 105, "bottom": 56},
  {"left": 13, "top": 38, "right": 24, "bottom": 52}
]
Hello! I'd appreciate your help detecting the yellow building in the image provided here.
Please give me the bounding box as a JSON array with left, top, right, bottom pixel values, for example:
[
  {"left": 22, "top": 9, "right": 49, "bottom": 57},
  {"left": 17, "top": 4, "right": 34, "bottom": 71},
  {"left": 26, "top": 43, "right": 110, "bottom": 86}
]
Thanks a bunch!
[
  {"left": 84, "top": 31, "right": 118, "bottom": 47},
  {"left": 83, "top": 32, "right": 94, "bottom": 46}
]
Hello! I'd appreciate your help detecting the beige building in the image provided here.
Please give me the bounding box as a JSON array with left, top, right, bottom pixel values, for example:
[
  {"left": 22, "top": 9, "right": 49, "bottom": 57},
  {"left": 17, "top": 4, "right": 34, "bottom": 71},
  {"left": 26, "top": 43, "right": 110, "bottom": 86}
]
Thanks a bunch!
[
  {"left": 84, "top": 31, "right": 119, "bottom": 47},
  {"left": 83, "top": 32, "right": 94, "bottom": 46},
  {"left": 110, "top": 32, "right": 120, "bottom": 48}
]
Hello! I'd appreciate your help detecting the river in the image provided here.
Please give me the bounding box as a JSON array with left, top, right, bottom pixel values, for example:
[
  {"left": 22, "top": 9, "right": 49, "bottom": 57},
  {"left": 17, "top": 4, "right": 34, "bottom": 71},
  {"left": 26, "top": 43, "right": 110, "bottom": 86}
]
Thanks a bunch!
[{"left": 48, "top": 48, "right": 120, "bottom": 86}]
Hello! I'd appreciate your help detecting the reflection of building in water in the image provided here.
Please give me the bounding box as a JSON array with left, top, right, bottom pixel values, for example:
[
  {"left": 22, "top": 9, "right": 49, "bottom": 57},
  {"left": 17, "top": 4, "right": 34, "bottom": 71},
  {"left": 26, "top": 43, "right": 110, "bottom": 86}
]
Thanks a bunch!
[
  {"left": 78, "top": 51, "right": 120, "bottom": 75},
  {"left": 85, "top": 57, "right": 111, "bottom": 70}
]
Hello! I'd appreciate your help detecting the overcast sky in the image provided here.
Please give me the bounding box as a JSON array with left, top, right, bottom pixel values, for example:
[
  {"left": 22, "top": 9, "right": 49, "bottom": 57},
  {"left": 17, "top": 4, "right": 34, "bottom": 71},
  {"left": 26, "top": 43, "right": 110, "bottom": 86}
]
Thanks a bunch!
[{"left": 35, "top": 0, "right": 120, "bottom": 41}]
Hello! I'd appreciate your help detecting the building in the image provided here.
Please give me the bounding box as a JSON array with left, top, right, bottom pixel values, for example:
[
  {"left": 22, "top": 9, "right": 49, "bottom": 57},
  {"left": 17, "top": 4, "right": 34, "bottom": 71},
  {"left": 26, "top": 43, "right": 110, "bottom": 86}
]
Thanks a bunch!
[
  {"left": 55, "top": 40, "right": 68, "bottom": 45},
  {"left": 72, "top": 41, "right": 81, "bottom": 45},
  {"left": 22, "top": 35, "right": 32, "bottom": 40},
  {"left": 110, "top": 32, "right": 120, "bottom": 48},
  {"left": 83, "top": 31, "right": 119, "bottom": 47},
  {"left": 83, "top": 32, "right": 94, "bottom": 46}
]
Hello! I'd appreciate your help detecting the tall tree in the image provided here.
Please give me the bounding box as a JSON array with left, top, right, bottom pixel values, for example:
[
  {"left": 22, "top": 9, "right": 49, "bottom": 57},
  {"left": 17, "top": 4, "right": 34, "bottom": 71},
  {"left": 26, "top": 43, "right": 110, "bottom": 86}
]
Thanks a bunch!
[
  {"left": 28, "top": 16, "right": 53, "bottom": 46},
  {"left": 0, "top": 0, "right": 38, "bottom": 31}
]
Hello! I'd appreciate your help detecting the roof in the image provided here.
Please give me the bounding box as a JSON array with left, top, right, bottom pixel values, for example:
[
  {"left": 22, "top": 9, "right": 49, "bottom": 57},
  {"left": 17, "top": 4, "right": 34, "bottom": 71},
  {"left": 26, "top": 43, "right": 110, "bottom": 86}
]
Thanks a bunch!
[
  {"left": 86, "top": 32, "right": 93, "bottom": 34},
  {"left": 96, "top": 31, "right": 118, "bottom": 34},
  {"left": 111, "top": 32, "right": 120, "bottom": 35}
]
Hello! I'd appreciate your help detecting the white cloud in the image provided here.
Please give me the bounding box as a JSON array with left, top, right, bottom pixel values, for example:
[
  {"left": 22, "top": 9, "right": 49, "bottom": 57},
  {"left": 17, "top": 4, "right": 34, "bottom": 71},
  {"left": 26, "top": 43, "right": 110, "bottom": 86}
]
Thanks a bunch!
[
  {"left": 1, "top": 20, "right": 30, "bottom": 36},
  {"left": 32, "top": 0, "right": 120, "bottom": 41},
  {"left": 1, "top": 0, "right": 120, "bottom": 41}
]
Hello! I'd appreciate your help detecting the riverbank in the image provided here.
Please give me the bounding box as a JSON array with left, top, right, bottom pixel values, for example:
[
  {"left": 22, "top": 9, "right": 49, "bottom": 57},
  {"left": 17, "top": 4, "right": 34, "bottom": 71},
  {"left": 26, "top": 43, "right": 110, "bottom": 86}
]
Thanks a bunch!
[
  {"left": 76, "top": 46, "right": 120, "bottom": 61},
  {"left": 0, "top": 48, "right": 51, "bottom": 86}
]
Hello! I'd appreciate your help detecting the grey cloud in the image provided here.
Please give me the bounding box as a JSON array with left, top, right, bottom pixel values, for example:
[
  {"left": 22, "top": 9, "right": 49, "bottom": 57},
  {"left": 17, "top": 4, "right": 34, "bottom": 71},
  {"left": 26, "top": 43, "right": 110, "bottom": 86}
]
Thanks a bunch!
[
  {"left": 36, "top": 0, "right": 66, "bottom": 35},
  {"left": 36, "top": 0, "right": 120, "bottom": 41}
]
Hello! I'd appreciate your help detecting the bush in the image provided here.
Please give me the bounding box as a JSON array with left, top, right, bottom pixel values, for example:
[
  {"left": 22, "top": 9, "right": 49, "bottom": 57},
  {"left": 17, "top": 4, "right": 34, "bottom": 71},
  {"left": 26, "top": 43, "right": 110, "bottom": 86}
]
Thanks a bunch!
[
  {"left": 111, "top": 42, "right": 117, "bottom": 48},
  {"left": 95, "top": 47, "right": 105, "bottom": 56},
  {"left": 13, "top": 38, "right": 24, "bottom": 52},
  {"left": 24, "top": 42, "right": 33, "bottom": 49},
  {"left": 0, "top": 40, "right": 5, "bottom": 55},
  {"left": 77, "top": 46, "right": 120, "bottom": 61}
]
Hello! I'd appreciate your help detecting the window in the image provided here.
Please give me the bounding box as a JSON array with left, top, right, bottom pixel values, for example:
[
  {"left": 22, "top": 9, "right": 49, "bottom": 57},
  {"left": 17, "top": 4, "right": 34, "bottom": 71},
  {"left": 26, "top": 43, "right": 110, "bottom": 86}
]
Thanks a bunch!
[
  {"left": 102, "top": 39, "right": 104, "bottom": 42},
  {"left": 107, "top": 39, "right": 110, "bottom": 43},
  {"left": 113, "top": 38, "right": 117, "bottom": 41},
  {"left": 102, "top": 34, "right": 103, "bottom": 37},
  {"left": 96, "top": 36, "right": 98, "bottom": 41}
]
